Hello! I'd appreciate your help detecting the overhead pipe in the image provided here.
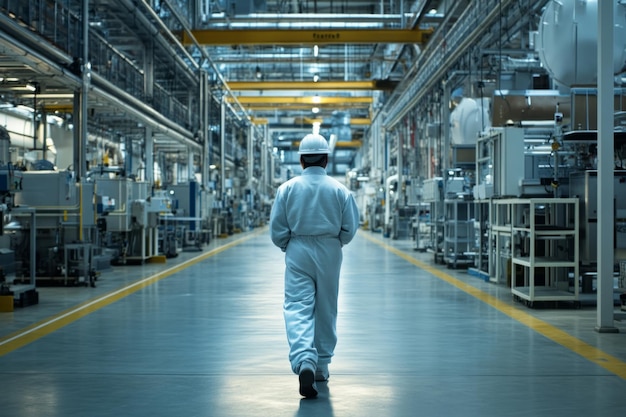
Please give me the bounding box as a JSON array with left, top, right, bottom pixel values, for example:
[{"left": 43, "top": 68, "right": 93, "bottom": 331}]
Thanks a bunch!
[
  {"left": 407, "top": 0, "right": 437, "bottom": 29},
  {"left": 90, "top": 73, "right": 200, "bottom": 150},
  {"left": 157, "top": 0, "right": 268, "bottom": 141},
  {"left": 0, "top": 10, "right": 198, "bottom": 152},
  {"left": 0, "top": 15, "right": 82, "bottom": 87},
  {"left": 159, "top": 0, "right": 250, "bottom": 112},
  {"left": 118, "top": 0, "right": 199, "bottom": 77},
  {"left": 384, "top": 0, "right": 504, "bottom": 129}
]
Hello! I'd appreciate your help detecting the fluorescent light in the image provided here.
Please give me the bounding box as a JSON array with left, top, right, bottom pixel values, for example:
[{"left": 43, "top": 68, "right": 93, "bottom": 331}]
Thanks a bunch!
[
  {"left": 25, "top": 82, "right": 37, "bottom": 92},
  {"left": 313, "top": 45, "right": 319, "bottom": 57}
]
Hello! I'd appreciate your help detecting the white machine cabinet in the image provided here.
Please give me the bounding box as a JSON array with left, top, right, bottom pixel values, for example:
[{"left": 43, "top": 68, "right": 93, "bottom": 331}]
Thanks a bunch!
[
  {"left": 475, "top": 127, "right": 525, "bottom": 199},
  {"left": 507, "top": 198, "right": 579, "bottom": 306}
]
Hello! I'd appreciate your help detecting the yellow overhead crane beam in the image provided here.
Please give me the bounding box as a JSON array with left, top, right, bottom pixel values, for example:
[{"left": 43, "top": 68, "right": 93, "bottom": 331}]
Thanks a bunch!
[
  {"left": 230, "top": 96, "right": 373, "bottom": 105},
  {"left": 296, "top": 117, "right": 371, "bottom": 126},
  {"left": 227, "top": 81, "right": 394, "bottom": 91},
  {"left": 181, "top": 28, "right": 433, "bottom": 46},
  {"left": 40, "top": 104, "right": 74, "bottom": 113},
  {"left": 350, "top": 118, "right": 371, "bottom": 125},
  {"left": 241, "top": 105, "right": 364, "bottom": 111}
]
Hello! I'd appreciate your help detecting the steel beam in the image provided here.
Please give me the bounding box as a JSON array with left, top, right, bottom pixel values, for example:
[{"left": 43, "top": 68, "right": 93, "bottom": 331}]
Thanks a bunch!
[
  {"left": 182, "top": 28, "right": 433, "bottom": 45},
  {"left": 229, "top": 96, "right": 373, "bottom": 105}
]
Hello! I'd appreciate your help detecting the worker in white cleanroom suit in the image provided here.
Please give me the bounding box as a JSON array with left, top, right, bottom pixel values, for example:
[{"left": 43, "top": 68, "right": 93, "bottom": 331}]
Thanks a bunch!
[{"left": 270, "top": 133, "right": 360, "bottom": 399}]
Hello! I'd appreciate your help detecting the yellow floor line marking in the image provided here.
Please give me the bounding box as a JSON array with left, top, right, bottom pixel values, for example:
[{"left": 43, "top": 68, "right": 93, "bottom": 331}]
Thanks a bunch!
[
  {"left": 0, "top": 230, "right": 264, "bottom": 357},
  {"left": 360, "top": 231, "right": 626, "bottom": 380}
]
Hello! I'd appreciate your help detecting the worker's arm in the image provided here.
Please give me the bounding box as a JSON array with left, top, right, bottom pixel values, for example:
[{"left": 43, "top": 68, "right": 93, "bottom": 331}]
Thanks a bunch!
[
  {"left": 339, "top": 193, "right": 360, "bottom": 246},
  {"left": 269, "top": 190, "right": 290, "bottom": 251}
]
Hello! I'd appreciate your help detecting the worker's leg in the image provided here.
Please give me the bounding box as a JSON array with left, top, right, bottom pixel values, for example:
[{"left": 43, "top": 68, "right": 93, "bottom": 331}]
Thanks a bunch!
[
  {"left": 284, "top": 239, "right": 318, "bottom": 374},
  {"left": 313, "top": 239, "right": 342, "bottom": 369}
]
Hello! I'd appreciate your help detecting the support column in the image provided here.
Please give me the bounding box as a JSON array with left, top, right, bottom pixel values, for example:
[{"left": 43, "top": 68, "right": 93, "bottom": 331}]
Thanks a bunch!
[
  {"left": 80, "top": 0, "right": 89, "bottom": 180},
  {"left": 145, "top": 126, "right": 154, "bottom": 184},
  {"left": 73, "top": 91, "right": 86, "bottom": 180},
  {"left": 220, "top": 95, "right": 226, "bottom": 201},
  {"left": 596, "top": 1, "right": 617, "bottom": 332},
  {"left": 143, "top": 35, "right": 154, "bottom": 184},
  {"left": 188, "top": 147, "right": 194, "bottom": 182},
  {"left": 248, "top": 124, "right": 254, "bottom": 188},
  {"left": 262, "top": 124, "right": 269, "bottom": 194},
  {"left": 200, "top": 70, "right": 210, "bottom": 187},
  {"left": 442, "top": 83, "right": 451, "bottom": 177}
]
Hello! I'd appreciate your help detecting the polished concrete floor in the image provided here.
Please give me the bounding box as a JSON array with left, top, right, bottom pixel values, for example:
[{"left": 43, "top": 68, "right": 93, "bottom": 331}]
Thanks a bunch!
[{"left": 1, "top": 227, "right": 626, "bottom": 416}]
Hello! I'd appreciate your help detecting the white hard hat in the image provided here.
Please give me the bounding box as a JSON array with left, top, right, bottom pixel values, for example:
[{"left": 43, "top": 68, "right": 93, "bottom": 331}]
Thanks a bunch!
[{"left": 298, "top": 134, "right": 330, "bottom": 154}]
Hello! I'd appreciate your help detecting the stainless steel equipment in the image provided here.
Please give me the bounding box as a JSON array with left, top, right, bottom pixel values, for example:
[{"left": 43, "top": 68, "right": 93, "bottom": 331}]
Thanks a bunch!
[{"left": 569, "top": 170, "right": 626, "bottom": 265}]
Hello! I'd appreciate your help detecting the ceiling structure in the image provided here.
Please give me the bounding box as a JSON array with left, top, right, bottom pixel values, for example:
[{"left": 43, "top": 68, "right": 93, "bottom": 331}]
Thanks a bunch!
[
  {"left": 178, "top": 0, "right": 447, "bottom": 174},
  {"left": 0, "top": 0, "right": 448, "bottom": 176},
  {"left": 0, "top": 0, "right": 553, "bottom": 179}
]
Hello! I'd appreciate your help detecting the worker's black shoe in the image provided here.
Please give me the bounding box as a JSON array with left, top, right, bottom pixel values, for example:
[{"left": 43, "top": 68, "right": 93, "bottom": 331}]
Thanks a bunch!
[{"left": 299, "top": 368, "right": 318, "bottom": 398}]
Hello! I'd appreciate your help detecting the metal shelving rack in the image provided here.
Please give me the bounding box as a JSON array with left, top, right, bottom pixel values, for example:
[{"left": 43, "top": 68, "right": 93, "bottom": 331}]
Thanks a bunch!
[
  {"left": 422, "top": 177, "right": 445, "bottom": 263},
  {"left": 508, "top": 198, "right": 579, "bottom": 306},
  {"left": 489, "top": 200, "right": 513, "bottom": 285},
  {"left": 443, "top": 198, "right": 475, "bottom": 268}
]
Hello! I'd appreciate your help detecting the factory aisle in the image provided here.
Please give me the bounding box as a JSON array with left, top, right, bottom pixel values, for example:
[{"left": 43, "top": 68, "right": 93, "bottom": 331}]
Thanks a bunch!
[{"left": 1, "top": 227, "right": 626, "bottom": 416}]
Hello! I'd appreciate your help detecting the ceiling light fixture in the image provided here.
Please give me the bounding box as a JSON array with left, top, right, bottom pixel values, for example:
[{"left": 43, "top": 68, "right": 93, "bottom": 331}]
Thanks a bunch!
[
  {"left": 313, "top": 45, "right": 319, "bottom": 57},
  {"left": 313, "top": 73, "right": 319, "bottom": 82},
  {"left": 255, "top": 65, "right": 262, "bottom": 79},
  {"left": 312, "top": 107, "right": 320, "bottom": 114},
  {"left": 25, "top": 81, "right": 40, "bottom": 92}
]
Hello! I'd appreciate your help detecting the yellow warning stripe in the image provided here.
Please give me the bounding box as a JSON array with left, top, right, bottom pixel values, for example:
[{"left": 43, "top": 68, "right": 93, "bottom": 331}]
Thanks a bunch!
[
  {"left": 0, "top": 230, "right": 263, "bottom": 357},
  {"left": 361, "top": 231, "right": 626, "bottom": 380}
]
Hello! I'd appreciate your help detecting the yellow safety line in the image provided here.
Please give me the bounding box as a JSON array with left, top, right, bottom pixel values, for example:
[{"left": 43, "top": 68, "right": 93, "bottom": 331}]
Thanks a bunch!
[
  {"left": 0, "top": 229, "right": 264, "bottom": 357},
  {"left": 360, "top": 231, "right": 626, "bottom": 380}
]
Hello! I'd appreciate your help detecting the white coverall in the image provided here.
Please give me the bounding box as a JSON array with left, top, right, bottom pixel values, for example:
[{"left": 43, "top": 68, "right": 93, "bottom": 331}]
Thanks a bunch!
[{"left": 270, "top": 166, "right": 360, "bottom": 374}]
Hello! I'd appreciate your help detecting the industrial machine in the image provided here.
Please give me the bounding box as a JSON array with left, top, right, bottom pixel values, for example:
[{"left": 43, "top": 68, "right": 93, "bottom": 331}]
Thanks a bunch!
[
  {"left": 13, "top": 170, "right": 96, "bottom": 286},
  {"left": 161, "top": 181, "right": 212, "bottom": 256}
]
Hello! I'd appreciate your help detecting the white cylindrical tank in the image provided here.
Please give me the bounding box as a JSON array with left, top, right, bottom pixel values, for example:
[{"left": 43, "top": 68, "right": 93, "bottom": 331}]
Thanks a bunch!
[
  {"left": 536, "top": 0, "right": 626, "bottom": 89},
  {"left": 450, "top": 97, "right": 491, "bottom": 145}
]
